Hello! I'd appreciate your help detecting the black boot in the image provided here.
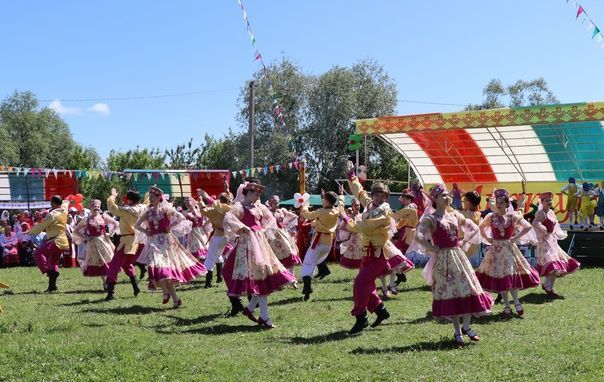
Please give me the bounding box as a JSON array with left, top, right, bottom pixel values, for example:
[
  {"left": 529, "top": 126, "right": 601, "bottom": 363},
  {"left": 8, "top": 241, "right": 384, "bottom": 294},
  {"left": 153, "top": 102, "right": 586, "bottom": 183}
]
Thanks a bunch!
[
  {"left": 371, "top": 303, "right": 390, "bottom": 328},
  {"left": 216, "top": 263, "right": 223, "bottom": 283},
  {"left": 105, "top": 283, "right": 115, "bottom": 301},
  {"left": 395, "top": 272, "right": 407, "bottom": 285},
  {"left": 204, "top": 271, "right": 213, "bottom": 289},
  {"left": 302, "top": 276, "right": 313, "bottom": 301},
  {"left": 129, "top": 276, "right": 140, "bottom": 297},
  {"left": 137, "top": 263, "right": 147, "bottom": 280},
  {"left": 46, "top": 271, "right": 59, "bottom": 292},
  {"left": 315, "top": 260, "right": 331, "bottom": 280},
  {"left": 348, "top": 313, "right": 369, "bottom": 335},
  {"left": 227, "top": 296, "right": 244, "bottom": 317}
]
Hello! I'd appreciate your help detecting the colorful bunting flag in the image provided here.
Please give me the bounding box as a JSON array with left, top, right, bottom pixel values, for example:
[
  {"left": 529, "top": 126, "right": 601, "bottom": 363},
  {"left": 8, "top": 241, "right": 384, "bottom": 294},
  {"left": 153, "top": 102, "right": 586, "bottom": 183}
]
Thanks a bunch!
[{"left": 568, "top": 1, "right": 604, "bottom": 48}]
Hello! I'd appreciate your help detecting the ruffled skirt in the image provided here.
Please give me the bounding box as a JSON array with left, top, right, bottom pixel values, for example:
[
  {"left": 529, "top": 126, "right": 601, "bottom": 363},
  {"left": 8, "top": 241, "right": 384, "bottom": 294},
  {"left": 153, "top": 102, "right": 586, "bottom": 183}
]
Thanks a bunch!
[
  {"left": 138, "top": 233, "right": 207, "bottom": 283},
  {"left": 186, "top": 226, "right": 210, "bottom": 260},
  {"left": 475, "top": 240, "right": 540, "bottom": 292},
  {"left": 431, "top": 247, "right": 493, "bottom": 318},
  {"left": 266, "top": 228, "right": 301, "bottom": 268},
  {"left": 339, "top": 233, "right": 362, "bottom": 269},
  {"left": 222, "top": 231, "right": 296, "bottom": 297},
  {"left": 536, "top": 234, "right": 580, "bottom": 277},
  {"left": 79, "top": 235, "right": 115, "bottom": 277}
]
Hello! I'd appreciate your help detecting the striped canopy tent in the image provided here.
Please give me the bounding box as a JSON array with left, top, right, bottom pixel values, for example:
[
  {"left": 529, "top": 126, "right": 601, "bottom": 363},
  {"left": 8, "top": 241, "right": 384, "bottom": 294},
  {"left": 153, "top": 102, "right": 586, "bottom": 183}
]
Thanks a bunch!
[{"left": 355, "top": 102, "right": 604, "bottom": 186}]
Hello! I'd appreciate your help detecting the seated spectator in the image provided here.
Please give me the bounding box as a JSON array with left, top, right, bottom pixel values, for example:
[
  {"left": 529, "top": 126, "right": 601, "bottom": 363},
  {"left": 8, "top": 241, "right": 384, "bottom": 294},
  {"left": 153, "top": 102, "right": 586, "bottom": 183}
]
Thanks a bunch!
[{"left": 0, "top": 226, "right": 20, "bottom": 267}]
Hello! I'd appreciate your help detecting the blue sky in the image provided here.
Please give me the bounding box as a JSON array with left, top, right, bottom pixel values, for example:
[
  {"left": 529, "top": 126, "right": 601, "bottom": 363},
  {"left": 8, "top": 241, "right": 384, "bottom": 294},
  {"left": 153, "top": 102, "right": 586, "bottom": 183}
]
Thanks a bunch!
[{"left": 2, "top": 0, "right": 604, "bottom": 161}]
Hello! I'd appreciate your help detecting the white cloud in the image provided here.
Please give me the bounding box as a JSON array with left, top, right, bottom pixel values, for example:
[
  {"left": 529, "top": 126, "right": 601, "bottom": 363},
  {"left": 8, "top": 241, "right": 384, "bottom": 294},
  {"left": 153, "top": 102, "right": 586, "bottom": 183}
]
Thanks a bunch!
[
  {"left": 87, "top": 103, "right": 111, "bottom": 116},
  {"left": 48, "top": 99, "right": 81, "bottom": 115}
]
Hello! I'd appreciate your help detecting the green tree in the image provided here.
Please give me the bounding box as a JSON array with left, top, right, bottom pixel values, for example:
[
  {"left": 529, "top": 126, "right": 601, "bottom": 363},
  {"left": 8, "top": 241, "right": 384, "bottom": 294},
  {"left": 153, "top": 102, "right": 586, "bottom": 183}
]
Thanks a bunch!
[
  {"left": 106, "top": 147, "right": 166, "bottom": 172},
  {"left": 466, "top": 77, "right": 559, "bottom": 110},
  {"left": 0, "top": 91, "right": 77, "bottom": 167}
]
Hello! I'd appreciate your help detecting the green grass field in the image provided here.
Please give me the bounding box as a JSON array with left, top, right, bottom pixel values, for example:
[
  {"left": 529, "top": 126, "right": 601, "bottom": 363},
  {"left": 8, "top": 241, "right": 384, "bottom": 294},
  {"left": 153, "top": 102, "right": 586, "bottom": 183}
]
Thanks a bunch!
[{"left": 0, "top": 265, "right": 602, "bottom": 382}]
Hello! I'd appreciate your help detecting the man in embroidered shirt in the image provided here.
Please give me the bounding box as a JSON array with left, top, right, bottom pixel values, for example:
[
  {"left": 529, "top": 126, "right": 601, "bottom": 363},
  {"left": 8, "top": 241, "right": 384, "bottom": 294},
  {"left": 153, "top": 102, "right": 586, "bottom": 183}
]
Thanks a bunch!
[{"left": 299, "top": 191, "right": 339, "bottom": 301}]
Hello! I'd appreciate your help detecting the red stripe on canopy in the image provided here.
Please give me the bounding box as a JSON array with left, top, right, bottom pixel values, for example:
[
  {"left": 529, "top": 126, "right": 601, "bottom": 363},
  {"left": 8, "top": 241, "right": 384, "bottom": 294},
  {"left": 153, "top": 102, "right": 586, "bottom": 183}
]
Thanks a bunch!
[{"left": 407, "top": 129, "right": 497, "bottom": 183}]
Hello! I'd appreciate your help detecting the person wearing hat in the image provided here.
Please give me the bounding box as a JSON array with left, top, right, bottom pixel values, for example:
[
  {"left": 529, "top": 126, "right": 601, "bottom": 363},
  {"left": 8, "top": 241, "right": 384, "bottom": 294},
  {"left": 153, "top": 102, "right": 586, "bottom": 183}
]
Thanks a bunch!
[
  {"left": 532, "top": 192, "right": 580, "bottom": 297},
  {"left": 197, "top": 185, "right": 234, "bottom": 289},
  {"left": 105, "top": 188, "right": 147, "bottom": 301},
  {"left": 344, "top": 172, "right": 412, "bottom": 334},
  {"left": 561, "top": 177, "right": 579, "bottom": 228},
  {"left": 414, "top": 184, "right": 493, "bottom": 345},
  {"left": 475, "top": 189, "right": 541, "bottom": 317},
  {"left": 299, "top": 189, "right": 340, "bottom": 302},
  {"left": 27, "top": 195, "right": 70, "bottom": 292},
  {"left": 221, "top": 178, "right": 296, "bottom": 328}
]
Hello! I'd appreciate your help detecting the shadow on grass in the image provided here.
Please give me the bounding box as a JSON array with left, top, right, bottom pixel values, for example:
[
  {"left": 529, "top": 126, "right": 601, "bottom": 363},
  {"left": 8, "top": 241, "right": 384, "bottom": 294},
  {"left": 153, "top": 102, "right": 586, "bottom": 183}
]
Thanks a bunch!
[
  {"left": 405, "top": 311, "right": 434, "bottom": 324},
  {"left": 270, "top": 296, "right": 304, "bottom": 306},
  {"left": 61, "top": 289, "right": 105, "bottom": 295},
  {"left": 350, "top": 338, "right": 465, "bottom": 354},
  {"left": 165, "top": 324, "right": 260, "bottom": 335},
  {"left": 322, "top": 278, "right": 353, "bottom": 285},
  {"left": 2, "top": 290, "right": 40, "bottom": 295},
  {"left": 519, "top": 292, "right": 564, "bottom": 304},
  {"left": 60, "top": 299, "right": 108, "bottom": 307},
  {"left": 286, "top": 330, "right": 351, "bottom": 344},
  {"left": 312, "top": 296, "right": 353, "bottom": 303},
  {"left": 399, "top": 285, "right": 432, "bottom": 293},
  {"left": 83, "top": 305, "right": 165, "bottom": 315},
  {"left": 164, "top": 313, "right": 223, "bottom": 326}
]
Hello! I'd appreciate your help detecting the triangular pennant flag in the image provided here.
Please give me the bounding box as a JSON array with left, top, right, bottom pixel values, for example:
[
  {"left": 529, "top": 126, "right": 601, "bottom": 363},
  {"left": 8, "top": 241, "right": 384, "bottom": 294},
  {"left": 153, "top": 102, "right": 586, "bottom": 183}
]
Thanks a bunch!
[
  {"left": 15, "top": 167, "right": 21, "bottom": 176},
  {"left": 66, "top": 170, "right": 72, "bottom": 178},
  {"left": 153, "top": 172, "right": 159, "bottom": 181},
  {"left": 133, "top": 173, "right": 140, "bottom": 181},
  {"left": 75, "top": 170, "right": 81, "bottom": 179},
  {"left": 146, "top": 173, "right": 153, "bottom": 180},
  {"left": 52, "top": 169, "right": 58, "bottom": 178},
  {"left": 577, "top": 6, "right": 584, "bottom": 18},
  {"left": 255, "top": 52, "right": 262, "bottom": 61},
  {"left": 231, "top": 171, "right": 237, "bottom": 178},
  {"left": 23, "top": 168, "right": 30, "bottom": 176},
  {"left": 126, "top": 173, "right": 133, "bottom": 181},
  {"left": 263, "top": 166, "right": 268, "bottom": 174},
  {"left": 288, "top": 162, "right": 293, "bottom": 169},
  {"left": 592, "top": 26, "right": 600, "bottom": 38},
  {"left": 293, "top": 160, "right": 299, "bottom": 170},
  {"left": 44, "top": 169, "right": 51, "bottom": 178},
  {"left": 275, "top": 164, "right": 281, "bottom": 172}
]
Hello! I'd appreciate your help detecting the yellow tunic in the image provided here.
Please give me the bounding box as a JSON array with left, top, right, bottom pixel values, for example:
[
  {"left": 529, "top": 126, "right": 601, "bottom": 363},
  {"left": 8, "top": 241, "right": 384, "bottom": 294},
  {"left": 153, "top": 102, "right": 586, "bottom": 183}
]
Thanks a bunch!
[
  {"left": 107, "top": 196, "right": 146, "bottom": 254},
  {"left": 346, "top": 176, "right": 393, "bottom": 257},
  {"left": 300, "top": 206, "right": 339, "bottom": 246},
  {"left": 200, "top": 200, "right": 232, "bottom": 237},
  {"left": 28, "top": 202, "right": 69, "bottom": 250},
  {"left": 394, "top": 204, "right": 419, "bottom": 246}
]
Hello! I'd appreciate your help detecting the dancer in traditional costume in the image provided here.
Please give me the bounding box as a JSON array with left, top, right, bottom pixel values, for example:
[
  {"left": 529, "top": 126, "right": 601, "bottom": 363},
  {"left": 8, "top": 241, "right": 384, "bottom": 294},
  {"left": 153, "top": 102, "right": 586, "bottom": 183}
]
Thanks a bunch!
[
  {"left": 338, "top": 198, "right": 362, "bottom": 270},
  {"left": 105, "top": 189, "right": 147, "bottom": 301},
  {"left": 577, "top": 183, "right": 596, "bottom": 230},
  {"left": 135, "top": 186, "right": 207, "bottom": 308},
  {"left": 266, "top": 195, "right": 302, "bottom": 284},
  {"left": 345, "top": 173, "right": 406, "bottom": 335},
  {"left": 27, "top": 195, "right": 69, "bottom": 292},
  {"left": 221, "top": 178, "right": 296, "bottom": 328},
  {"left": 197, "top": 186, "right": 233, "bottom": 289},
  {"left": 299, "top": 191, "right": 339, "bottom": 301},
  {"left": 184, "top": 197, "right": 211, "bottom": 261},
  {"left": 408, "top": 180, "right": 431, "bottom": 217},
  {"left": 391, "top": 193, "right": 419, "bottom": 287},
  {"left": 73, "top": 200, "right": 118, "bottom": 290},
  {"left": 561, "top": 177, "right": 579, "bottom": 228},
  {"left": 595, "top": 181, "right": 604, "bottom": 229},
  {"left": 475, "top": 189, "right": 540, "bottom": 317},
  {"left": 532, "top": 192, "right": 580, "bottom": 297},
  {"left": 460, "top": 191, "right": 482, "bottom": 258},
  {"left": 451, "top": 183, "right": 464, "bottom": 210},
  {"left": 415, "top": 184, "right": 492, "bottom": 344}
]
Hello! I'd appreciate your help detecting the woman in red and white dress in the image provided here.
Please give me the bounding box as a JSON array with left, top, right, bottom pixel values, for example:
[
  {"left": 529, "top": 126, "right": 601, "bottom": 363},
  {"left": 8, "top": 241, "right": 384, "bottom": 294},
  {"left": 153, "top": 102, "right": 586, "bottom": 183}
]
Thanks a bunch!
[
  {"left": 338, "top": 198, "right": 363, "bottom": 270},
  {"left": 475, "top": 189, "right": 540, "bottom": 316},
  {"left": 135, "top": 186, "right": 207, "bottom": 308},
  {"left": 73, "top": 199, "right": 118, "bottom": 290},
  {"left": 415, "top": 184, "right": 492, "bottom": 345},
  {"left": 265, "top": 195, "right": 301, "bottom": 286},
  {"left": 0, "top": 226, "right": 20, "bottom": 267},
  {"left": 184, "top": 197, "right": 211, "bottom": 261},
  {"left": 222, "top": 178, "right": 296, "bottom": 328},
  {"left": 532, "top": 192, "right": 580, "bottom": 297}
]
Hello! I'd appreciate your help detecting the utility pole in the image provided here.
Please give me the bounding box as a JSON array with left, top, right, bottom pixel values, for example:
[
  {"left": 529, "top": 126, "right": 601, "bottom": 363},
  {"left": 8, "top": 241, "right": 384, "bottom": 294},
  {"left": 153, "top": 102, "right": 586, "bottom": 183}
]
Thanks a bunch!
[{"left": 248, "top": 80, "right": 255, "bottom": 169}]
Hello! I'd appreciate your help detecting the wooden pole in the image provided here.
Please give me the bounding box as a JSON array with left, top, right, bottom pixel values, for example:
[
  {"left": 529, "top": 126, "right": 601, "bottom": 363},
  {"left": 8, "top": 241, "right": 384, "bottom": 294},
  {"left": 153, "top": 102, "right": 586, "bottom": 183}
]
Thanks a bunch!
[{"left": 299, "top": 161, "right": 306, "bottom": 194}]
